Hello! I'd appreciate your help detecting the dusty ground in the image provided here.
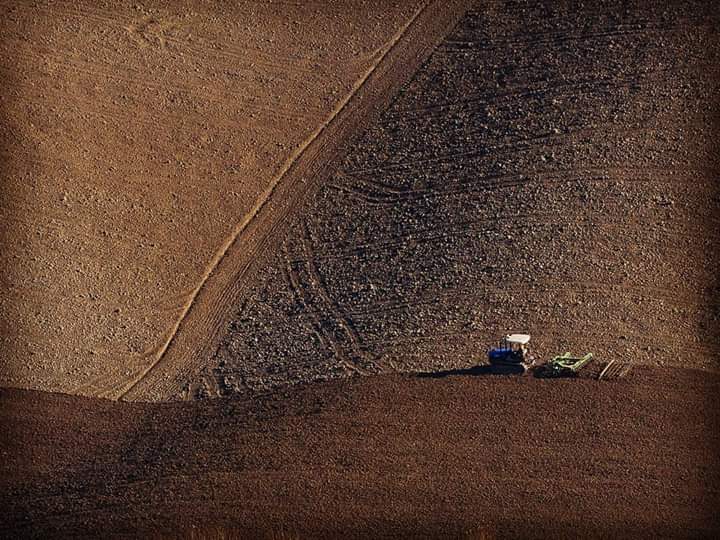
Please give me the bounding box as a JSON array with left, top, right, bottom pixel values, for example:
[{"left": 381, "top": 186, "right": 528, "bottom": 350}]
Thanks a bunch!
[
  {"left": 1, "top": 367, "right": 718, "bottom": 538},
  {"left": 151, "top": 0, "right": 719, "bottom": 401},
  {"left": 0, "top": 0, "right": 429, "bottom": 398}
]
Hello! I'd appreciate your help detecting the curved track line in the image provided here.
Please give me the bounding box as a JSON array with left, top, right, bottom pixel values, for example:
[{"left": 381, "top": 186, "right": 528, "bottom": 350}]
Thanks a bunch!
[{"left": 118, "top": 0, "right": 474, "bottom": 401}]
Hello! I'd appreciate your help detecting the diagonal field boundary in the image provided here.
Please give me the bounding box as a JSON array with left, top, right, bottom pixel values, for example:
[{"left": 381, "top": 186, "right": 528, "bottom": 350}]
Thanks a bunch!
[{"left": 118, "top": 0, "right": 473, "bottom": 402}]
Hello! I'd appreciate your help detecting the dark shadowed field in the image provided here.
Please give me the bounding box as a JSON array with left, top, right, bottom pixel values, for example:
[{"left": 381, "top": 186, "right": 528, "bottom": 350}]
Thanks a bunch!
[{"left": 2, "top": 367, "right": 719, "bottom": 538}]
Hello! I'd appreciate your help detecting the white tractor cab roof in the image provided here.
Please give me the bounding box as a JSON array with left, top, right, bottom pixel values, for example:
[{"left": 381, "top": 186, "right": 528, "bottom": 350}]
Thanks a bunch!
[{"left": 505, "top": 333, "right": 531, "bottom": 345}]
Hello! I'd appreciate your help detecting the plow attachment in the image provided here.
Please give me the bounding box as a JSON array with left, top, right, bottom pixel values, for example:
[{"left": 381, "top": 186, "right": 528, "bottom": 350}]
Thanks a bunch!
[{"left": 539, "top": 352, "right": 593, "bottom": 378}]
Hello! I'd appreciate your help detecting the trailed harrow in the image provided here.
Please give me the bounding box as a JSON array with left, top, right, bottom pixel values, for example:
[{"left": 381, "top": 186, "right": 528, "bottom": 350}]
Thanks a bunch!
[{"left": 540, "top": 352, "right": 594, "bottom": 378}]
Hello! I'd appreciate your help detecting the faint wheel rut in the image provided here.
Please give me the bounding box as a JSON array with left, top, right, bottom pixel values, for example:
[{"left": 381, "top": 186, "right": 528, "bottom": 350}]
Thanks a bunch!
[{"left": 284, "top": 225, "right": 375, "bottom": 376}]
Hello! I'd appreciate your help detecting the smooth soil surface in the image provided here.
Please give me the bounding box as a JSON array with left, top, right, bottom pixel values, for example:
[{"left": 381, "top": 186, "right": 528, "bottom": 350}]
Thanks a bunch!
[
  {"left": 0, "top": 0, "right": 424, "bottom": 398},
  {"left": 1, "top": 367, "right": 718, "bottom": 538},
  {"left": 176, "top": 0, "right": 720, "bottom": 401}
]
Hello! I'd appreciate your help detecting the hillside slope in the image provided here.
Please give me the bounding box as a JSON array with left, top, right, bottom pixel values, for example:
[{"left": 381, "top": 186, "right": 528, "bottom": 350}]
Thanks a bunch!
[
  {"left": 1, "top": 367, "right": 718, "bottom": 538},
  {"left": 0, "top": 0, "right": 427, "bottom": 398},
  {"left": 173, "top": 0, "right": 720, "bottom": 401}
]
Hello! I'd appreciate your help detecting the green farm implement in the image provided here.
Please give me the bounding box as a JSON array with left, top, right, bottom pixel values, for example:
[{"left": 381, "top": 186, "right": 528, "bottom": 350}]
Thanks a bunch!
[{"left": 540, "top": 352, "right": 594, "bottom": 378}]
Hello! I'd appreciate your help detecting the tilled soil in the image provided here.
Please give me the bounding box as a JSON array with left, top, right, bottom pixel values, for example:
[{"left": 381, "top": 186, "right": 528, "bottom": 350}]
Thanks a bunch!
[
  {"left": 0, "top": 0, "right": 425, "bottom": 398},
  {"left": 1, "top": 367, "right": 718, "bottom": 538},
  {"left": 175, "top": 0, "right": 720, "bottom": 401},
  {"left": 123, "top": 0, "right": 473, "bottom": 401}
]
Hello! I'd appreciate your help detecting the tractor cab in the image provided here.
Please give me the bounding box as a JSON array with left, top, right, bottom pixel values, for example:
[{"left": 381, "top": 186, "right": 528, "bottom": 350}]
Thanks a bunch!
[{"left": 488, "top": 333, "right": 534, "bottom": 374}]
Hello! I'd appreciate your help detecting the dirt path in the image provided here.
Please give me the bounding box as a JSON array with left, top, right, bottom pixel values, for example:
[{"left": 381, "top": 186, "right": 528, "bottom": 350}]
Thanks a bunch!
[
  {"left": 2, "top": 367, "right": 718, "bottom": 538},
  {"left": 121, "top": 0, "right": 474, "bottom": 401}
]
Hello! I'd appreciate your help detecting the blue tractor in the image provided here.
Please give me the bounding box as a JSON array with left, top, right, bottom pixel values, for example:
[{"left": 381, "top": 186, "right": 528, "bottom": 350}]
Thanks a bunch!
[{"left": 488, "top": 333, "right": 535, "bottom": 375}]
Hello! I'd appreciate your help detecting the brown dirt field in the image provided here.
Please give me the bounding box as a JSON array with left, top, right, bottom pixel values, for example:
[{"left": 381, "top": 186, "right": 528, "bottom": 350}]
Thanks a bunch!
[
  {"left": 0, "top": 0, "right": 432, "bottom": 398},
  {"left": 1, "top": 367, "right": 719, "bottom": 538},
  {"left": 2, "top": 2, "right": 717, "bottom": 537},
  {"left": 149, "top": 0, "right": 719, "bottom": 402},
  {"left": 122, "top": 0, "right": 473, "bottom": 401}
]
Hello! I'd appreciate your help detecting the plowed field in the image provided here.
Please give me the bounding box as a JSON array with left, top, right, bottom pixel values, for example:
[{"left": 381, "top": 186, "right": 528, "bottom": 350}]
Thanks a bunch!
[
  {"left": 1, "top": 2, "right": 718, "bottom": 535},
  {"left": 126, "top": 0, "right": 720, "bottom": 401},
  {"left": 1, "top": 367, "right": 718, "bottom": 538}
]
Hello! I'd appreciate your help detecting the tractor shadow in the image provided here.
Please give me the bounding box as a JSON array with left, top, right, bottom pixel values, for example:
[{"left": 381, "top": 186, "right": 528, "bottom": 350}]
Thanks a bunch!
[
  {"left": 417, "top": 365, "right": 494, "bottom": 378},
  {"left": 417, "top": 365, "right": 563, "bottom": 379}
]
